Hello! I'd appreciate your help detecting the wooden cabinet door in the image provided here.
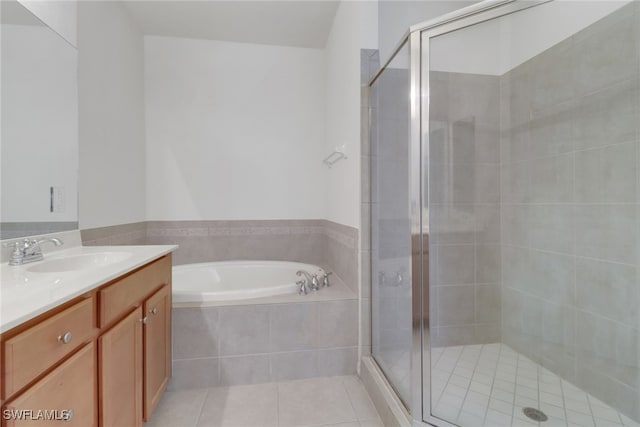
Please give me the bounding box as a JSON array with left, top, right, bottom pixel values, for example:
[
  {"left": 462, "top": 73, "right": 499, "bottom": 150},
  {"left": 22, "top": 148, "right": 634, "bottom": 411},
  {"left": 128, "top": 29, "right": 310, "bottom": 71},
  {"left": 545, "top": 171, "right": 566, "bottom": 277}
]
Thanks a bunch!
[
  {"left": 2, "top": 342, "right": 97, "bottom": 427},
  {"left": 143, "top": 285, "right": 171, "bottom": 421},
  {"left": 99, "top": 307, "right": 143, "bottom": 427}
]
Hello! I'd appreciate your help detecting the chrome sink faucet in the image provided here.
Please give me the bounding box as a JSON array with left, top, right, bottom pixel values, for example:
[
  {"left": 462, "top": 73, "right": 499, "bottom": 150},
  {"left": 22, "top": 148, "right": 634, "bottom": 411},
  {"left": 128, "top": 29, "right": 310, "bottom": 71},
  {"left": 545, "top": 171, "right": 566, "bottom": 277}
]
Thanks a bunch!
[{"left": 3, "top": 237, "right": 64, "bottom": 266}]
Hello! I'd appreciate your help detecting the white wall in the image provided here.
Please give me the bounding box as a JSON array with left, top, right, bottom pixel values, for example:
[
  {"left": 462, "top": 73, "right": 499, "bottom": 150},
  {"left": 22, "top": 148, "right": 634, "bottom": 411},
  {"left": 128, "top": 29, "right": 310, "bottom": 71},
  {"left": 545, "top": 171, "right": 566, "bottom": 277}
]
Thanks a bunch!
[
  {"left": 378, "top": 0, "right": 477, "bottom": 63},
  {"left": 1, "top": 24, "right": 78, "bottom": 222},
  {"left": 18, "top": 0, "right": 76, "bottom": 46},
  {"left": 77, "top": 1, "right": 146, "bottom": 229},
  {"left": 144, "top": 36, "right": 326, "bottom": 220},
  {"left": 360, "top": 0, "right": 379, "bottom": 51},
  {"left": 324, "top": 1, "right": 370, "bottom": 228}
]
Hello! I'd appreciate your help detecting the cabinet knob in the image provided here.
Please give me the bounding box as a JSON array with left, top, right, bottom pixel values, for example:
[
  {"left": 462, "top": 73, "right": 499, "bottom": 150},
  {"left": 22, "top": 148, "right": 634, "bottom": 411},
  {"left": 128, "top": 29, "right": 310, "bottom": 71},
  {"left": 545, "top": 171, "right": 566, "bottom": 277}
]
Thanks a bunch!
[
  {"left": 150, "top": 307, "right": 158, "bottom": 315},
  {"left": 139, "top": 316, "right": 148, "bottom": 324},
  {"left": 57, "top": 332, "right": 72, "bottom": 344}
]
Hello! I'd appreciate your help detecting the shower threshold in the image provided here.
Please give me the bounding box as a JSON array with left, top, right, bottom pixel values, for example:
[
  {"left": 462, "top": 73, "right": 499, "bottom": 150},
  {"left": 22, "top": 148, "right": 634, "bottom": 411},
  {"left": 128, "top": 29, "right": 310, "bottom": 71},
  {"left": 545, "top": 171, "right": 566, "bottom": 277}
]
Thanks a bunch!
[{"left": 430, "top": 343, "right": 638, "bottom": 427}]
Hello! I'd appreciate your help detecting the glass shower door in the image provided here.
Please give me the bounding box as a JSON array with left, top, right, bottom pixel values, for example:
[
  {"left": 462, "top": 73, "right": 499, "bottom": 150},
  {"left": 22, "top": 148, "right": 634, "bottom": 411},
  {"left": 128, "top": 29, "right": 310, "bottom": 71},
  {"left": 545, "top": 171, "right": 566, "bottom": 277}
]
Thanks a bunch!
[
  {"left": 424, "top": 1, "right": 640, "bottom": 425},
  {"left": 370, "top": 40, "right": 413, "bottom": 407}
]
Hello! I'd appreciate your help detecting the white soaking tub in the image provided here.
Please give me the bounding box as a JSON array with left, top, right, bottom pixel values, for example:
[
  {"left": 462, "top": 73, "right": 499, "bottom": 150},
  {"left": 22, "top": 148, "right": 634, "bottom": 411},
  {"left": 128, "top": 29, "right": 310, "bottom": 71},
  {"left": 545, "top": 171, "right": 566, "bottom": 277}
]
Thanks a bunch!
[{"left": 172, "top": 260, "right": 325, "bottom": 304}]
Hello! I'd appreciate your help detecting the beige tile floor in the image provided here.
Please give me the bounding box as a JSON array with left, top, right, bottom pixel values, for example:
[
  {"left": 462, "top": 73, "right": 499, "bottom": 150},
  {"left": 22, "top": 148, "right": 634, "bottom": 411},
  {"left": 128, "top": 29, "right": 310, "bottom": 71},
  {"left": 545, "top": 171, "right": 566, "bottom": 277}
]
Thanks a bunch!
[{"left": 146, "top": 376, "right": 384, "bottom": 427}]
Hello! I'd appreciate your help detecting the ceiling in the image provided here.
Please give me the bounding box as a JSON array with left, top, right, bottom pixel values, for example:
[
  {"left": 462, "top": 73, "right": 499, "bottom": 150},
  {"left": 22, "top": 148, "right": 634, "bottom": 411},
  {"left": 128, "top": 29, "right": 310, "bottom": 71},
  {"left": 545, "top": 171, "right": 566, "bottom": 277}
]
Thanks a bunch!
[{"left": 121, "top": 1, "right": 340, "bottom": 49}]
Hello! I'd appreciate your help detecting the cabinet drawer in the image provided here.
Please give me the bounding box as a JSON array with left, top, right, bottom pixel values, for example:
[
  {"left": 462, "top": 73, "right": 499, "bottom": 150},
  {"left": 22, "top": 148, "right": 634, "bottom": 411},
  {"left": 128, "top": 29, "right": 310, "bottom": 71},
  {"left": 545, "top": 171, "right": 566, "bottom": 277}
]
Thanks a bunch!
[
  {"left": 2, "top": 342, "right": 97, "bottom": 427},
  {"left": 99, "top": 255, "right": 171, "bottom": 328},
  {"left": 2, "top": 298, "right": 95, "bottom": 398}
]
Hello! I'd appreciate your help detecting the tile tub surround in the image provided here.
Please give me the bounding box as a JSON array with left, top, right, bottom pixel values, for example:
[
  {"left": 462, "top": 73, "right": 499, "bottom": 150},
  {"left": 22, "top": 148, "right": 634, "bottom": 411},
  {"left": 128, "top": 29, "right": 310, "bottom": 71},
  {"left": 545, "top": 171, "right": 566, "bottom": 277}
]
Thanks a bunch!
[
  {"left": 81, "top": 221, "right": 147, "bottom": 246},
  {"left": 147, "top": 376, "right": 383, "bottom": 427},
  {"left": 81, "top": 219, "right": 359, "bottom": 292},
  {"left": 169, "top": 298, "right": 359, "bottom": 389}
]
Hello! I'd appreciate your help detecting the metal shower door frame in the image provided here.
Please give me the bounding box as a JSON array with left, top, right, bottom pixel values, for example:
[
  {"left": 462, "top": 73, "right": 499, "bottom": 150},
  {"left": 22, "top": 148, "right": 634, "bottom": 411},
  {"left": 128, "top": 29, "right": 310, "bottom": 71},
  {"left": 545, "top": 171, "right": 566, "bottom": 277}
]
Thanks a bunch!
[{"left": 406, "top": 1, "right": 552, "bottom": 425}]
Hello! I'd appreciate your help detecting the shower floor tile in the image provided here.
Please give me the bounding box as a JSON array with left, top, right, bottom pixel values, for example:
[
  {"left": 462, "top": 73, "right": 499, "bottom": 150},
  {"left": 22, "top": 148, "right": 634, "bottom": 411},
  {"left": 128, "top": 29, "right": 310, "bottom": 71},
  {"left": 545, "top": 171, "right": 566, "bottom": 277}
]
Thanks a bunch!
[{"left": 430, "top": 343, "right": 640, "bottom": 427}]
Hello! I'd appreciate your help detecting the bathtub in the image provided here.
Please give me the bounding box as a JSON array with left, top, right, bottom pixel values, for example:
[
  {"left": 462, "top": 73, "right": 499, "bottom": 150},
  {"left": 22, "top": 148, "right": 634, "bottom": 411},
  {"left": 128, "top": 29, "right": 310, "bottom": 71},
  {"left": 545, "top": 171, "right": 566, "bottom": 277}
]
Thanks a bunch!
[{"left": 172, "top": 260, "right": 325, "bottom": 303}]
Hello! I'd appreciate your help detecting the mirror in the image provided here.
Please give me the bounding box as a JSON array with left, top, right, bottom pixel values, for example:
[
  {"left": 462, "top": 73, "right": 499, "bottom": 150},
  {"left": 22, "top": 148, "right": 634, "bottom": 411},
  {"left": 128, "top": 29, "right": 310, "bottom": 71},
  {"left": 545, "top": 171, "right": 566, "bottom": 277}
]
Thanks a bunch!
[{"left": 0, "top": 0, "right": 78, "bottom": 239}]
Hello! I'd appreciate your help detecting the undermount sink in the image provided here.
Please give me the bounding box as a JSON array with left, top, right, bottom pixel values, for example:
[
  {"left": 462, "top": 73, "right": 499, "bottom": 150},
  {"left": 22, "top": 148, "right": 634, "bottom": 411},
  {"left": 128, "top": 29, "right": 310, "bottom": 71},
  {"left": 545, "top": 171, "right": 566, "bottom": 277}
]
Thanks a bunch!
[{"left": 26, "top": 252, "right": 132, "bottom": 273}]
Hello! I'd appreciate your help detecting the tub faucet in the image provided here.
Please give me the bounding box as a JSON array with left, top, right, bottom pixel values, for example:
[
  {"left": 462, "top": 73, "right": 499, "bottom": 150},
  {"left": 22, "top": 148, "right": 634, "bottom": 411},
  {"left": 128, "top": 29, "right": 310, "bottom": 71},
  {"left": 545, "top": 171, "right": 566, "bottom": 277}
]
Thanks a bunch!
[
  {"left": 3, "top": 237, "right": 64, "bottom": 266},
  {"left": 296, "top": 270, "right": 320, "bottom": 293}
]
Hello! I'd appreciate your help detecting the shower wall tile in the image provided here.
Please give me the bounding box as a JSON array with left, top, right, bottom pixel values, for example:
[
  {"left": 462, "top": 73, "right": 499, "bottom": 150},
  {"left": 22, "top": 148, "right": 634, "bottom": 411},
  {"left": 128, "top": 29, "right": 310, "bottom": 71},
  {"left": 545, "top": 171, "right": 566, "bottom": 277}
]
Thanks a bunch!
[
  {"left": 475, "top": 204, "right": 501, "bottom": 244},
  {"left": 361, "top": 250, "right": 371, "bottom": 299},
  {"left": 528, "top": 101, "right": 575, "bottom": 159},
  {"left": 575, "top": 363, "right": 639, "bottom": 422},
  {"left": 429, "top": 71, "right": 503, "bottom": 346},
  {"left": 574, "top": 204, "right": 638, "bottom": 264},
  {"left": 574, "top": 78, "right": 639, "bottom": 150},
  {"left": 574, "top": 142, "right": 637, "bottom": 203},
  {"left": 500, "top": 162, "right": 528, "bottom": 203},
  {"left": 575, "top": 257, "right": 638, "bottom": 327},
  {"left": 361, "top": 156, "right": 371, "bottom": 206},
  {"left": 437, "top": 285, "right": 475, "bottom": 326},
  {"left": 529, "top": 41, "right": 576, "bottom": 109},
  {"left": 527, "top": 154, "right": 573, "bottom": 203},
  {"left": 475, "top": 244, "right": 501, "bottom": 283},
  {"left": 437, "top": 245, "right": 474, "bottom": 285},
  {"left": 360, "top": 296, "right": 372, "bottom": 353},
  {"left": 431, "top": 204, "right": 475, "bottom": 245},
  {"left": 526, "top": 204, "right": 574, "bottom": 254},
  {"left": 502, "top": 246, "right": 574, "bottom": 305},
  {"left": 500, "top": 3, "right": 640, "bottom": 419},
  {"left": 572, "top": 8, "right": 639, "bottom": 96},
  {"left": 475, "top": 284, "right": 501, "bottom": 324}
]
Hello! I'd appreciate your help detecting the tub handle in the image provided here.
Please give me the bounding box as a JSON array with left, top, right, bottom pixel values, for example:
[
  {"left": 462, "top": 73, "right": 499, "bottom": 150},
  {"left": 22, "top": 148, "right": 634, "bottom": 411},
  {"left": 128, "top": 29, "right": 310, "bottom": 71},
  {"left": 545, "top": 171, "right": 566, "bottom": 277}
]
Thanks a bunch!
[
  {"left": 310, "top": 274, "right": 320, "bottom": 291},
  {"left": 322, "top": 272, "right": 332, "bottom": 287}
]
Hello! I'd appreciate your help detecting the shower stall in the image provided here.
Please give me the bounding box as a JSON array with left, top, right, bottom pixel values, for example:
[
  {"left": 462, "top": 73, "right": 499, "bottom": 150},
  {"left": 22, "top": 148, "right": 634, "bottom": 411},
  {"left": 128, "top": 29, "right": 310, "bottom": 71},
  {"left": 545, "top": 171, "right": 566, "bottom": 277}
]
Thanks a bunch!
[{"left": 368, "top": 0, "right": 640, "bottom": 426}]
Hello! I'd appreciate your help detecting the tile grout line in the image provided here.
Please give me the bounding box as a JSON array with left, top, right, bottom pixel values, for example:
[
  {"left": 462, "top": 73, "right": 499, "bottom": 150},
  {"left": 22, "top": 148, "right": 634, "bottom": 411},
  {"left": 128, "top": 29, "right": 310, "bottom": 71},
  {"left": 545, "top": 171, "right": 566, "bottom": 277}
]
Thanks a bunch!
[
  {"left": 481, "top": 344, "right": 501, "bottom": 426},
  {"left": 456, "top": 344, "right": 488, "bottom": 424},
  {"left": 558, "top": 374, "right": 569, "bottom": 427},
  {"left": 509, "top": 346, "right": 521, "bottom": 427},
  {"left": 194, "top": 388, "right": 210, "bottom": 427},
  {"left": 340, "top": 377, "right": 363, "bottom": 424}
]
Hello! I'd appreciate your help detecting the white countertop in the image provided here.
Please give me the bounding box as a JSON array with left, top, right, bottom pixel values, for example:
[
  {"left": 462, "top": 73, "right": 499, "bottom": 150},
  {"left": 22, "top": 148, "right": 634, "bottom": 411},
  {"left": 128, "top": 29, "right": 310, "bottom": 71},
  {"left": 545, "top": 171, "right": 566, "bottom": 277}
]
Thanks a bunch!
[{"left": 0, "top": 238, "right": 177, "bottom": 334}]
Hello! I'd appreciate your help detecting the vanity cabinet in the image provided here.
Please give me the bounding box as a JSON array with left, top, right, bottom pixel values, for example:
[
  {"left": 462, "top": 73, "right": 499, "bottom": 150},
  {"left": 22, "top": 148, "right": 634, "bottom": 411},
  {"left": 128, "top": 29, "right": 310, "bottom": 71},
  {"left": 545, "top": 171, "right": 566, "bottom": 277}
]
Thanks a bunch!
[
  {"left": 0, "top": 254, "right": 172, "bottom": 427},
  {"left": 3, "top": 342, "right": 97, "bottom": 427},
  {"left": 100, "top": 307, "right": 144, "bottom": 427},
  {"left": 2, "top": 297, "right": 96, "bottom": 399},
  {"left": 143, "top": 285, "right": 171, "bottom": 420}
]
